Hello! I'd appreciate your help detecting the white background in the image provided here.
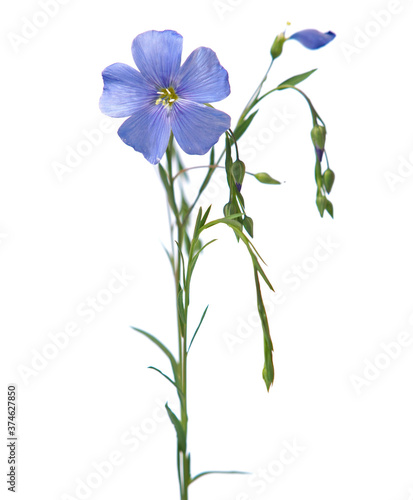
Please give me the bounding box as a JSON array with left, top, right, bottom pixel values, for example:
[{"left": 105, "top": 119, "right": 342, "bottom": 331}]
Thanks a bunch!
[{"left": 1, "top": 0, "right": 413, "bottom": 499}]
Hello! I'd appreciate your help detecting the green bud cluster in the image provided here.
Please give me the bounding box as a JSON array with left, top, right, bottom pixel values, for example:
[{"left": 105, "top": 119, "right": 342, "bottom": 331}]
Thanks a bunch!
[{"left": 311, "top": 123, "right": 334, "bottom": 218}]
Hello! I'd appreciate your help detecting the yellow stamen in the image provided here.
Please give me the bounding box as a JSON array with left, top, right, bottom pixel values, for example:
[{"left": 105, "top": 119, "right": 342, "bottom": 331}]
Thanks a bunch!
[{"left": 155, "top": 86, "right": 178, "bottom": 107}]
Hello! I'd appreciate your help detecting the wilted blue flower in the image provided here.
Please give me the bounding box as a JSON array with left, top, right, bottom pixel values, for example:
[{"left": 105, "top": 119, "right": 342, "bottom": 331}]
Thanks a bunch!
[
  {"left": 288, "top": 29, "right": 336, "bottom": 50},
  {"left": 100, "top": 30, "right": 231, "bottom": 164}
]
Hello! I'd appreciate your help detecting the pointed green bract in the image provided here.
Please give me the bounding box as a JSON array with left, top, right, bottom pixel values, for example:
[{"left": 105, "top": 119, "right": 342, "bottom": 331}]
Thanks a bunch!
[
  {"left": 243, "top": 215, "right": 254, "bottom": 238},
  {"left": 326, "top": 199, "right": 334, "bottom": 218},
  {"left": 316, "top": 190, "right": 327, "bottom": 217}
]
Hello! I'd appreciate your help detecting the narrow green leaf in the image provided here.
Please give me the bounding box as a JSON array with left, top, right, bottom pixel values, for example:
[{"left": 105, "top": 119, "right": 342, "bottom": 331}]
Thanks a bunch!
[
  {"left": 232, "top": 110, "right": 259, "bottom": 142},
  {"left": 200, "top": 205, "right": 212, "bottom": 227},
  {"left": 190, "top": 470, "right": 249, "bottom": 484},
  {"left": 254, "top": 172, "right": 281, "bottom": 185},
  {"left": 147, "top": 366, "right": 184, "bottom": 402},
  {"left": 278, "top": 68, "right": 317, "bottom": 87},
  {"left": 165, "top": 403, "right": 186, "bottom": 452},
  {"left": 131, "top": 326, "right": 178, "bottom": 373},
  {"left": 193, "top": 206, "right": 203, "bottom": 235},
  {"left": 188, "top": 305, "right": 209, "bottom": 353},
  {"left": 249, "top": 251, "right": 274, "bottom": 291}
]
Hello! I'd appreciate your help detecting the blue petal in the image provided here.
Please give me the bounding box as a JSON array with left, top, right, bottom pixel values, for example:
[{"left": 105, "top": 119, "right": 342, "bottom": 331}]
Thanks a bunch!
[
  {"left": 118, "top": 103, "right": 171, "bottom": 164},
  {"left": 99, "top": 63, "right": 156, "bottom": 118},
  {"left": 175, "top": 47, "right": 230, "bottom": 104},
  {"left": 288, "top": 29, "right": 336, "bottom": 49},
  {"left": 171, "top": 100, "right": 230, "bottom": 156},
  {"left": 132, "top": 30, "right": 183, "bottom": 89}
]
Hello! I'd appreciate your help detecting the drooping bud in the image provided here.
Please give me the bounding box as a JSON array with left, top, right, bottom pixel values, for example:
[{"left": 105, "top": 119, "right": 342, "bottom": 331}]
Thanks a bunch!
[
  {"left": 270, "top": 32, "right": 286, "bottom": 60},
  {"left": 232, "top": 160, "right": 246, "bottom": 192},
  {"left": 323, "top": 169, "right": 335, "bottom": 194},
  {"left": 311, "top": 124, "right": 326, "bottom": 162}
]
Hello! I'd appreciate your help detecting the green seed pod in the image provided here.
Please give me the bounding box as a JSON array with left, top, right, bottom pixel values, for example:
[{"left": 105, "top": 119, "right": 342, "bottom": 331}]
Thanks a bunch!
[
  {"left": 323, "top": 169, "right": 335, "bottom": 194},
  {"left": 270, "top": 33, "right": 286, "bottom": 60}
]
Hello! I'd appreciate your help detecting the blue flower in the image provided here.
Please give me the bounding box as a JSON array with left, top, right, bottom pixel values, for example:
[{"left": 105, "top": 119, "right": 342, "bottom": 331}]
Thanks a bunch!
[
  {"left": 288, "top": 29, "right": 336, "bottom": 50},
  {"left": 100, "top": 30, "right": 231, "bottom": 165}
]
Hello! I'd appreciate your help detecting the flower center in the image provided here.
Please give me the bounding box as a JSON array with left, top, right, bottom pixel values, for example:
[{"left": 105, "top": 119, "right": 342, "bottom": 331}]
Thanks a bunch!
[{"left": 155, "top": 87, "right": 179, "bottom": 107}]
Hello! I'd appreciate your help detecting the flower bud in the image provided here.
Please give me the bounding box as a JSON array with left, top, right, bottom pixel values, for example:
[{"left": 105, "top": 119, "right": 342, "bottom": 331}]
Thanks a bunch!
[
  {"left": 311, "top": 124, "right": 326, "bottom": 162},
  {"left": 254, "top": 172, "right": 281, "bottom": 185},
  {"left": 270, "top": 33, "right": 286, "bottom": 60},
  {"left": 316, "top": 190, "right": 327, "bottom": 217},
  {"left": 232, "top": 160, "right": 245, "bottom": 192},
  {"left": 243, "top": 215, "right": 254, "bottom": 237},
  {"left": 323, "top": 169, "right": 335, "bottom": 194},
  {"left": 325, "top": 199, "right": 334, "bottom": 218}
]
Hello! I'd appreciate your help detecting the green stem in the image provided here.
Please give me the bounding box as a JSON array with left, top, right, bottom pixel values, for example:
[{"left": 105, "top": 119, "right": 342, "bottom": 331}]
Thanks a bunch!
[
  {"left": 165, "top": 138, "right": 190, "bottom": 500},
  {"left": 160, "top": 60, "right": 279, "bottom": 498},
  {"left": 237, "top": 59, "right": 274, "bottom": 126}
]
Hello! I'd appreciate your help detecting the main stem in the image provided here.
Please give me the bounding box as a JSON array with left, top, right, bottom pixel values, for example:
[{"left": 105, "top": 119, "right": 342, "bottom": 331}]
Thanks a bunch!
[
  {"left": 163, "top": 62, "right": 276, "bottom": 498},
  {"left": 166, "top": 139, "right": 190, "bottom": 500}
]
